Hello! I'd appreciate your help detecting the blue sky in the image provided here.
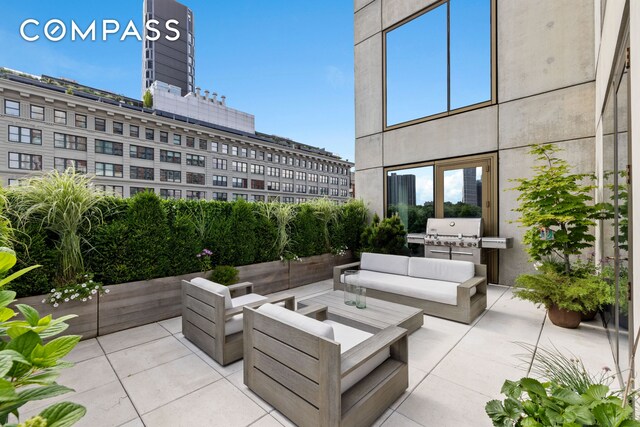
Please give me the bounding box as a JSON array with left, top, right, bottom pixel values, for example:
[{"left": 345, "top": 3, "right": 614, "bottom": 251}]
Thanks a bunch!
[{"left": 0, "top": 1, "right": 356, "bottom": 161}]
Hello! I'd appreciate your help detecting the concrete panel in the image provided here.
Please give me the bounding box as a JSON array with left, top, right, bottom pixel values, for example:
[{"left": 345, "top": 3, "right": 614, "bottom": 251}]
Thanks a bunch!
[
  {"left": 498, "top": 0, "right": 595, "bottom": 102},
  {"left": 355, "top": 0, "right": 375, "bottom": 13},
  {"left": 355, "top": 34, "right": 383, "bottom": 138},
  {"left": 382, "top": 106, "right": 498, "bottom": 166},
  {"left": 356, "top": 133, "right": 383, "bottom": 170},
  {"left": 355, "top": 0, "right": 381, "bottom": 45},
  {"left": 356, "top": 167, "right": 385, "bottom": 217},
  {"left": 382, "top": 0, "right": 439, "bottom": 29},
  {"left": 499, "top": 82, "right": 595, "bottom": 150},
  {"left": 498, "top": 138, "right": 596, "bottom": 286}
]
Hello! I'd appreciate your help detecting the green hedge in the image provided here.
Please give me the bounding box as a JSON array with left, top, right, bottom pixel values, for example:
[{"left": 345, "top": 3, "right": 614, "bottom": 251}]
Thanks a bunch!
[{"left": 8, "top": 193, "right": 367, "bottom": 297}]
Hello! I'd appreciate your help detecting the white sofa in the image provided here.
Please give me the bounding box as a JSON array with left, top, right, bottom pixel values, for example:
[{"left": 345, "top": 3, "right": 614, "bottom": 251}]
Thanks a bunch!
[{"left": 334, "top": 253, "right": 487, "bottom": 324}]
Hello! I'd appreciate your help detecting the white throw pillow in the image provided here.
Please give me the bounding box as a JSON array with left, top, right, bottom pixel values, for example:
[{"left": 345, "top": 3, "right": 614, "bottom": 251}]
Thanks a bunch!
[
  {"left": 258, "top": 303, "right": 334, "bottom": 341},
  {"left": 190, "top": 277, "right": 232, "bottom": 309}
]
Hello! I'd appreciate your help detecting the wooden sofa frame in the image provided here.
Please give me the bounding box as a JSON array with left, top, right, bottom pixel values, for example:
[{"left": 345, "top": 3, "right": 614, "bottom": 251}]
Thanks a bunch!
[
  {"left": 333, "top": 261, "right": 487, "bottom": 324},
  {"left": 243, "top": 304, "right": 409, "bottom": 427},
  {"left": 181, "top": 280, "right": 295, "bottom": 366}
]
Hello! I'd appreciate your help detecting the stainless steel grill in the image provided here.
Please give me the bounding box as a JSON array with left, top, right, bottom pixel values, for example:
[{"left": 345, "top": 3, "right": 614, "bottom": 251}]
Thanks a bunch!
[{"left": 407, "top": 218, "right": 513, "bottom": 265}]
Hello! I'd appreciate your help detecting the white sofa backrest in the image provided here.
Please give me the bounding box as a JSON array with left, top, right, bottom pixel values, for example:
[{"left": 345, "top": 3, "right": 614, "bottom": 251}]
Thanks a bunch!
[
  {"left": 408, "top": 258, "right": 475, "bottom": 283},
  {"left": 258, "top": 303, "right": 335, "bottom": 341},
  {"left": 190, "top": 277, "right": 233, "bottom": 309},
  {"left": 360, "top": 253, "right": 409, "bottom": 276}
]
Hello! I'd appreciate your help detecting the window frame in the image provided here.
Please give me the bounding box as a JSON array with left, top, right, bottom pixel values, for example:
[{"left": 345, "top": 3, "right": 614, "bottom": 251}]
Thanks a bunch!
[
  {"left": 30, "top": 105, "right": 45, "bottom": 121},
  {"left": 4, "top": 100, "right": 20, "bottom": 117},
  {"left": 382, "top": 0, "right": 497, "bottom": 131}
]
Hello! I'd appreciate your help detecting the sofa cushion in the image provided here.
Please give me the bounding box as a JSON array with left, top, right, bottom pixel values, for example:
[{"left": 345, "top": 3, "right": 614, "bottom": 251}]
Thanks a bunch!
[
  {"left": 408, "top": 258, "right": 475, "bottom": 283},
  {"left": 324, "top": 320, "right": 390, "bottom": 393},
  {"left": 360, "top": 253, "right": 409, "bottom": 276},
  {"left": 258, "top": 303, "right": 334, "bottom": 341},
  {"left": 190, "top": 277, "right": 232, "bottom": 309},
  {"left": 231, "top": 293, "right": 268, "bottom": 308},
  {"left": 226, "top": 313, "right": 244, "bottom": 336},
  {"left": 343, "top": 270, "right": 476, "bottom": 306}
]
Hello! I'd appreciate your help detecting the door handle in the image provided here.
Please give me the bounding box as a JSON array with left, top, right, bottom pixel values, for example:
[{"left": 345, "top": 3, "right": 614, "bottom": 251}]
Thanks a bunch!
[
  {"left": 451, "top": 251, "right": 474, "bottom": 256},
  {"left": 429, "top": 250, "right": 450, "bottom": 255}
]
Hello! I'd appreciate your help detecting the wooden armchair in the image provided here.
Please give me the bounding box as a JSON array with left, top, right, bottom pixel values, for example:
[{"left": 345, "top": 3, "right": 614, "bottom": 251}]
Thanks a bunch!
[
  {"left": 181, "top": 278, "right": 295, "bottom": 366},
  {"left": 243, "top": 303, "right": 408, "bottom": 427}
]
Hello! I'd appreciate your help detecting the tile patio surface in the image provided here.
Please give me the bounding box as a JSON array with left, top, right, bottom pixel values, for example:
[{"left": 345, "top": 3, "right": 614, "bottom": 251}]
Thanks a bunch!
[{"left": 16, "top": 280, "right": 616, "bottom": 427}]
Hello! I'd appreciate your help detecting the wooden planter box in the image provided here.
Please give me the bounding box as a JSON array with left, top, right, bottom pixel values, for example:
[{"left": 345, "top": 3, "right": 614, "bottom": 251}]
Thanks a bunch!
[
  {"left": 17, "top": 251, "right": 355, "bottom": 340},
  {"left": 11, "top": 294, "right": 99, "bottom": 339}
]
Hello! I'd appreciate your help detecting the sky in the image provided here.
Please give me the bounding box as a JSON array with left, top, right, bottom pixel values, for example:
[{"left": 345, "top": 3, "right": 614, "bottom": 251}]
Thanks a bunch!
[{"left": 0, "top": 1, "right": 356, "bottom": 162}]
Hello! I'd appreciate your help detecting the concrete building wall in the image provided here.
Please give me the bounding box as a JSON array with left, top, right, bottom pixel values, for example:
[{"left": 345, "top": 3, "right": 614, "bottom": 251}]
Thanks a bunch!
[{"left": 354, "top": 0, "right": 596, "bottom": 285}]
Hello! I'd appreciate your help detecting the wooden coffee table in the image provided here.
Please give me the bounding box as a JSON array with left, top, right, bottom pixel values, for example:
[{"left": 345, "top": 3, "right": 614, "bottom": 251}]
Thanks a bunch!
[{"left": 298, "top": 290, "right": 424, "bottom": 334}]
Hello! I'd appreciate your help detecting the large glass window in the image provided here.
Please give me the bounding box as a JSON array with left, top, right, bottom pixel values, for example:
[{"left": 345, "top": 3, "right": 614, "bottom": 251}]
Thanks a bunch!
[{"left": 385, "top": 0, "right": 493, "bottom": 127}]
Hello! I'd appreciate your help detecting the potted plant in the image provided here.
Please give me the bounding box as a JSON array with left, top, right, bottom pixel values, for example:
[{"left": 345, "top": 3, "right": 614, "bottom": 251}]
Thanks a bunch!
[{"left": 510, "top": 145, "right": 610, "bottom": 327}]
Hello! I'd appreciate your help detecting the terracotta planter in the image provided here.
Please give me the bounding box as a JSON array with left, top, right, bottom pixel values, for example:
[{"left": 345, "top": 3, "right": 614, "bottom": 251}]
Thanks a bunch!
[{"left": 547, "top": 305, "right": 582, "bottom": 328}]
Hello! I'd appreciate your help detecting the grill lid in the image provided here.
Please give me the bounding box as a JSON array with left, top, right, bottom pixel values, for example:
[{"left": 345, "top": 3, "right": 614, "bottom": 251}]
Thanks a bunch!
[{"left": 426, "top": 218, "right": 483, "bottom": 239}]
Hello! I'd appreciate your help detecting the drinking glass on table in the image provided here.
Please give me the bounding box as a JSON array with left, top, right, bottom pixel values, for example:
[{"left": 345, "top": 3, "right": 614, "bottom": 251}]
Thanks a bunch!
[{"left": 343, "top": 269, "right": 358, "bottom": 306}]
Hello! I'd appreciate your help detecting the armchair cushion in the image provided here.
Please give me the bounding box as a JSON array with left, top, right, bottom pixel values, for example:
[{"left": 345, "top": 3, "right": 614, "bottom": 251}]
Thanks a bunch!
[
  {"left": 258, "top": 303, "right": 334, "bottom": 341},
  {"left": 360, "top": 253, "right": 409, "bottom": 276},
  {"left": 226, "top": 314, "right": 244, "bottom": 336},
  {"left": 408, "top": 257, "right": 475, "bottom": 283},
  {"left": 325, "top": 320, "right": 390, "bottom": 393},
  {"left": 190, "top": 277, "right": 232, "bottom": 309},
  {"left": 232, "top": 293, "right": 268, "bottom": 308}
]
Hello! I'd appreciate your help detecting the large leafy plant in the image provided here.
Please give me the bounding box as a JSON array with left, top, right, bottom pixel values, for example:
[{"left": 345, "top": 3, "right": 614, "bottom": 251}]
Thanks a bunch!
[
  {"left": 0, "top": 248, "right": 85, "bottom": 426},
  {"left": 486, "top": 378, "right": 639, "bottom": 427}
]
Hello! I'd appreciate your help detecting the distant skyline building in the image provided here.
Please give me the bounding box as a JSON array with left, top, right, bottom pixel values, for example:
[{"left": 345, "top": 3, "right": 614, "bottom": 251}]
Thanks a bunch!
[
  {"left": 142, "top": 0, "right": 195, "bottom": 96},
  {"left": 462, "top": 167, "right": 480, "bottom": 207},
  {"left": 387, "top": 173, "right": 416, "bottom": 207}
]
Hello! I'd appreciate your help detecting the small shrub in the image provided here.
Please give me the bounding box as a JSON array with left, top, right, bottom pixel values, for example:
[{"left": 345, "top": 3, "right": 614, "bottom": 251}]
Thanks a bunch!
[
  {"left": 210, "top": 265, "right": 239, "bottom": 286},
  {"left": 360, "top": 214, "right": 408, "bottom": 255}
]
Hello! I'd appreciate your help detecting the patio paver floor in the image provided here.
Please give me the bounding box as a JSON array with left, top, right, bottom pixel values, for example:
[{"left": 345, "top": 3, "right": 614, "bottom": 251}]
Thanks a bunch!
[{"left": 14, "top": 279, "right": 616, "bottom": 427}]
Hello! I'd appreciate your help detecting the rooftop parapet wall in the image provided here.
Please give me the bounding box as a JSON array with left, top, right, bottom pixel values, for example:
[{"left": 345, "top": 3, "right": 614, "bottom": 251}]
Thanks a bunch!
[{"left": 150, "top": 81, "right": 256, "bottom": 134}]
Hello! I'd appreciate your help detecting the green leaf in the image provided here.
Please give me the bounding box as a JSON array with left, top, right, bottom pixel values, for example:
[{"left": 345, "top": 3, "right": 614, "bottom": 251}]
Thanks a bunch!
[
  {"left": 0, "top": 291, "right": 16, "bottom": 310},
  {"left": 0, "top": 265, "right": 41, "bottom": 288},
  {"left": 501, "top": 379, "right": 522, "bottom": 400},
  {"left": 563, "top": 405, "right": 595, "bottom": 425},
  {"left": 7, "top": 331, "right": 41, "bottom": 358},
  {"left": 620, "top": 420, "right": 640, "bottom": 427},
  {"left": 39, "top": 402, "right": 86, "bottom": 427},
  {"left": 583, "top": 384, "right": 610, "bottom": 402},
  {"left": 520, "top": 378, "right": 547, "bottom": 398},
  {"left": 553, "top": 388, "right": 584, "bottom": 406},
  {"left": 0, "top": 378, "right": 18, "bottom": 402},
  {"left": 520, "top": 418, "right": 543, "bottom": 427},
  {"left": 31, "top": 336, "right": 80, "bottom": 368},
  {"left": 17, "top": 384, "right": 74, "bottom": 402},
  {"left": 37, "top": 322, "right": 70, "bottom": 340},
  {"left": 0, "top": 248, "right": 17, "bottom": 276},
  {"left": 16, "top": 305, "right": 40, "bottom": 327},
  {"left": 592, "top": 402, "right": 633, "bottom": 427},
  {"left": 20, "top": 370, "right": 60, "bottom": 386},
  {"left": 0, "top": 350, "right": 30, "bottom": 377},
  {"left": 0, "top": 307, "right": 17, "bottom": 322}
]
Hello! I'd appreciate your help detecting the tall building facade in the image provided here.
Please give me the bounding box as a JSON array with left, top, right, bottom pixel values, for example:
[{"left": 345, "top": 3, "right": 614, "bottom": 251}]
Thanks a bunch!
[
  {"left": 0, "top": 70, "right": 352, "bottom": 202},
  {"left": 142, "top": 0, "right": 195, "bottom": 96},
  {"left": 386, "top": 172, "right": 416, "bottom": 207}
]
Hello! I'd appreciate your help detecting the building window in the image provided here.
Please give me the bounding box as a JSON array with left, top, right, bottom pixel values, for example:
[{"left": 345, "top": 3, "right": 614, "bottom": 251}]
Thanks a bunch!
[
  {"left": 241, "top": 148, "right": 248, "bottom": 157},
  {"left": 113, "top": 121, "right": 123, "bottom": 135},
  {"left": 130, "top": 145, "right": 154, "bottom": 160},
  {"left": 331, "top": 188, "right": 339, "bottom": 196},
  {"left": 55, "top": 158, "right": 87, "bottom": 174},
  {"left": 186, "top": 154, "right": 205, "bottom": 167},
  {"left": 232, "top": 146, "right": 238, "bottom": 156},
  {"left": 187, "top": 172, "right": 205, "bottom": 185},
  {"left": 250, "top": 149, "right": 256, "bottom": 159},
  {"left": 296, "top": 197, "right": 307, "bottom": 204},
  {"left": 186, "top": 136, "right": 195, "bottom": 148},
  {"left": 340, "top": 178, "right": 348, "bottom": 186},
  {"left": 75, "top": 114, "right": 87, "bottom": 128},
  {"left": 267, "top": 181, "right": 280, "bottom": 191},
  {"left": 8, "top": 126, "right": 42, "bottom": 145},
  {"left": 212, "top": 192, "right": 227, "bottom": 201},
  {"left": 160, "top": 150, "right": 181, "bottom": 164},
  {"left": 212, "top": 141, "right": 218, "bottom": 152},
  {"left": 145, "top": 128, "right": 154, "bottom": 140},
  {"left": 296, "top": 184, "right": 307, "bottom": 193},
  {"left": 258, "top": 151, "right": 265, "bottom": 161},
  {"left": 160, "top": 131, "right": 168, "bottom": 143},
  {"left": 282, "top": 183, "right": 294, "bottom": 192},
  {"left": 309, "top": 173, "right": 318, "bottom": 182},
  {"left": 251, "top": 164, "right": 264, "bottom": 175},
  {"left": 309, "top": 186, "right": 318, "bottom": 195},
  {"left": 341, "top": 189, "right": 348, "bottom": 197},
  {"left": 320, "top": 187, "right": 329, "bottom": 196},
  {"left": 130, "top": 125, "right": 140, "bottom": 138},
  {"left": 281, "top": 156, "right": 287, "bottom": 165},
  {"left": 30, "top": 105, "right": 44, "bottom": 121},
  {"left": 251, "top": 179, "right": 264, "bottom": 190},
  {"left": 160, "top": 169, "right": 181, "bottom": 183},
  {"left": 221, "top": 144, "right": 229, "bottom": 154},
  {"left": 320, "top": 175, "right": 329, "bottom": 184},
  {"left": 296, "top": 171, "right": 306, "bottom": 181},
  {"left": 173, "top": 134, "right": 181, "bottom": 145},
  {"left": 54, "top": 133, "right": 87, "bottom": 151},
  {"left": 282, "top": 169, "right": 294, "bottom": 179},
  {"left": 330, "top": 177, "right": 339, "bottom": 185},
  {"left": 282, "top": 197, "right": 294, "bottom": 204},
  {"left": 160, "top": 189, "right": 182, "bottom": 199},
  {"left": 130, "top": 166, "right": 154, "bottom": 180},
  {"left": 95, "top": 139, "right": 124, "bottom": 156},
  {"left": 232, "top": 177, "right": 248, "bottom": 188},
  {"left": 253, "top": 195, "right": 265, "bottom": 202},
  {"left": 4, "top": 100, "right": 20, "bottom": 116},
  {"left": 198, "top": 138, "right": 206, "bottom": 150},
  {"left": 233, "top": 193, "right": 248, "bottom": 201},
  {"left": 96, "top": 162, "right": 123, "bottom": 178},
  {"left": 187, "top": 190, "right": 206, "bottom": 200},
  {"left": 130, "top": 187, "right": 153, "bottom": 196},
  {"left": 95, "top": 118, "right": 106, "bottom": 132},
  {"left": 54, "top": 110, "right": 67, "bottom": 125},
  {"left": 266, "top": 153, "right": 273, "bottom": 162},
  {"left": 267, "top": 167, "right": 280, "bottom": 177},
  {"left": 274, "top": 154, "right": 280, "bottom": 163},
  {"left": 212, "top": 158, "right": 227, "bottom": 170},
  {"left": 212, "top": 175, "right": 227, "bottom": 187},
  {"left": 232, "top": 161, "right": 248, "bottom": 173},
  {"left": 95, "top": 185, "right": 123, "bottom": 197},
  {"left": 385, "top": 0, "right": 492, "bottom": 127},
  {"left": 9, "top": 152, "right": 42, "bottom": 170}
]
